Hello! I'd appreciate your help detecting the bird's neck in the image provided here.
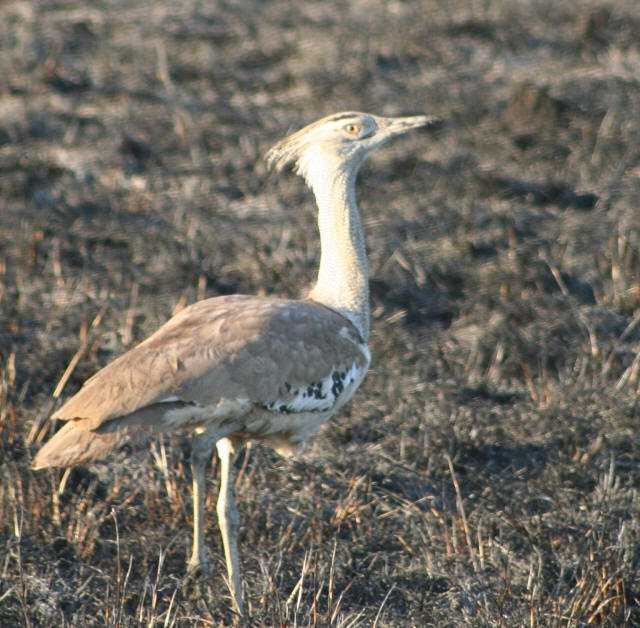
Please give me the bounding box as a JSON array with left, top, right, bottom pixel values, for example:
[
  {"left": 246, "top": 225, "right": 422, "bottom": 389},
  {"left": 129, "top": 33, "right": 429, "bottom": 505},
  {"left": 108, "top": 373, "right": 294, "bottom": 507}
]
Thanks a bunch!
[{"left": 307, "top": 165, "right": 370, "bottom": 341}]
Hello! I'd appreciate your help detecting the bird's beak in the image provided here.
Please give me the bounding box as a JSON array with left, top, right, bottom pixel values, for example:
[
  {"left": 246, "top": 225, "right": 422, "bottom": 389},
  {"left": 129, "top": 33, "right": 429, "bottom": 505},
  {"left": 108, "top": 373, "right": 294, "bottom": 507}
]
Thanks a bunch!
[{"left": 380, "top": 115, "right": 440, "bottom": 138}]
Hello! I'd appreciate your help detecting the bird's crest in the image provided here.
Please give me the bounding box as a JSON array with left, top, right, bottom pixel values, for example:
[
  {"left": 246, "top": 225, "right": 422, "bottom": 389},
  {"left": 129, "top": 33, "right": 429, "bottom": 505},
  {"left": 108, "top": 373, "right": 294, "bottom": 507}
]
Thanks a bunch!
[{"left": 265, "top": 112, "right": 364, "bottom": 173}]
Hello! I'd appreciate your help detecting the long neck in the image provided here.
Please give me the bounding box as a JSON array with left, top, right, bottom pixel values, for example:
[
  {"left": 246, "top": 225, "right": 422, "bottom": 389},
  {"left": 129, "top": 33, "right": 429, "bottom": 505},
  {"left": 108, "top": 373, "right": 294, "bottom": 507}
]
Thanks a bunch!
[{"left": 307, "top": 166, "right": 370, "bottom": 341}]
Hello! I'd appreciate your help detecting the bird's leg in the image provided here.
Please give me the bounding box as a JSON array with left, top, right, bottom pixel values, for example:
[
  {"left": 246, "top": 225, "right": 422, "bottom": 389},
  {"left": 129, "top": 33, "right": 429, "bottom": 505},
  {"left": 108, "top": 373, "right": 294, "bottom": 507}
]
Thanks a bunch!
[
  {"left": 187, "top": 431, "right": 216, "bottom": 573},
  {"left": 216, "top": 436, "right": 243, "bottom": 615}
]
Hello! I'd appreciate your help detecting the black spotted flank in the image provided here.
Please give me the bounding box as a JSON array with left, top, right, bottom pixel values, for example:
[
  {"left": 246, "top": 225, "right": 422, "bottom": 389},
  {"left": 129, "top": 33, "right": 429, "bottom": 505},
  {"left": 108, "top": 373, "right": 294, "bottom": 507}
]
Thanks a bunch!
[
  {"left": 331, "top": 370, "right": 345, "bottom": 398},
  {"left": 262, "top": 401, "right": 294, "bottom": 414},
  {"left": 306, "top": 383, "right": 326, "bottom": 400}
]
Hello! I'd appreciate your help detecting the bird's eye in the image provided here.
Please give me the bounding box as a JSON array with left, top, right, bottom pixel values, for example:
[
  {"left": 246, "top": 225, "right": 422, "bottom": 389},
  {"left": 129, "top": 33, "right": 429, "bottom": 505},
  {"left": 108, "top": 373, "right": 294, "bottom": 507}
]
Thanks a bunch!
[{"left": 344, "top": 123, "right": 361, "bottom": 136}]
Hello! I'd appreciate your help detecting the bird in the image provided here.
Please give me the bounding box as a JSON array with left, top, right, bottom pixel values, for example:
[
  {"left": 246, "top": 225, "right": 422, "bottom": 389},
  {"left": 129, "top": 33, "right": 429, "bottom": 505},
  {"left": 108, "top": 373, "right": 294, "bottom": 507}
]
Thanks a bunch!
[{"left": 32, "top": 111, "right": 431, "bottom": 615}]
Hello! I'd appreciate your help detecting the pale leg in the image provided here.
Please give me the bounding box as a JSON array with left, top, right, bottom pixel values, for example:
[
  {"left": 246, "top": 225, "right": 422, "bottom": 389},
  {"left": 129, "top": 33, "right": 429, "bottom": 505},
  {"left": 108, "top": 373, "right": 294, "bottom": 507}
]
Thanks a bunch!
[
  {"left": 187, "top": 431, "right": 216, "bottom": 572},
  {"left": 216, "top": 437, "right": 243, "bottom": 615}
]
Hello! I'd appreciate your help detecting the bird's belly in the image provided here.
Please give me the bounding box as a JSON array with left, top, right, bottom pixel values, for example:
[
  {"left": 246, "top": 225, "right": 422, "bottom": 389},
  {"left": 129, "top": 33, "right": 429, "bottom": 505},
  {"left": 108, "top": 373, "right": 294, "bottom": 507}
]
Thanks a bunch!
[{"left": 238, "top": 407, "right": 334, "bottom": 456}]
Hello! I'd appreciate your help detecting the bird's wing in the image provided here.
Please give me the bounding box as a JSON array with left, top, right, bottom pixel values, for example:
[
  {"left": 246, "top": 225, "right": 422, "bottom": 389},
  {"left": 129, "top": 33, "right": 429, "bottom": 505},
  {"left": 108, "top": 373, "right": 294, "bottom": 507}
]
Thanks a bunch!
[{"left": 52, "top": 295, "right": 369, "bottom": 432}]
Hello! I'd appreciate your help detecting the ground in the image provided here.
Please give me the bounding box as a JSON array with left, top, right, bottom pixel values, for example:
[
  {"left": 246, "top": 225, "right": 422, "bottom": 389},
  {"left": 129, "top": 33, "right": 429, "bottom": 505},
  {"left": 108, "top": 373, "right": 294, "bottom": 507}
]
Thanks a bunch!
[{"left": 1, "top": 0, "right": 640, "bottom": 625}]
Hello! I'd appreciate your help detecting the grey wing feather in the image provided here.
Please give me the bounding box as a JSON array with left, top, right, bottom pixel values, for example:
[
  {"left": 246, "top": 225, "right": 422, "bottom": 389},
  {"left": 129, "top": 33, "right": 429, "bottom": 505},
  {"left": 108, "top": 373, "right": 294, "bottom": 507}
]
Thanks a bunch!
[{"left": 52, "top": 295, "right": 367, "bottom": 433}]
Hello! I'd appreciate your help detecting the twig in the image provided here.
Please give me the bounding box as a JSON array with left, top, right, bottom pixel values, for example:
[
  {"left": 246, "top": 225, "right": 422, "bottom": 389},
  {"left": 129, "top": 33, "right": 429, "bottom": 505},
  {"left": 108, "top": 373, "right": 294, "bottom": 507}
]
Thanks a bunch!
[
  {"left": 446, "top": 454, "right": 479, "bottom": 573},
  {"left": 615, "top": 348, "right": 640, "bottom": 391},
  {"left": 546, "top": 261, "right": 599, "bottom": 358},
  {"left": 53, "top": 304, "right": 107, "bottom": 399},
  {"left": 372, "top": 583, "right": 396, "bottom": 628}
]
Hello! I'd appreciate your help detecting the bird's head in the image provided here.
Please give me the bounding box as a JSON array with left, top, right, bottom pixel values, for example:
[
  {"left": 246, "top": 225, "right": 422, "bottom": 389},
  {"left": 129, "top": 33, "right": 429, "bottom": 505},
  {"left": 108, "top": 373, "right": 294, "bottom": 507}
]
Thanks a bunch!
[{"left": 266, "top": 111, "right": 435, "bottom": 185}]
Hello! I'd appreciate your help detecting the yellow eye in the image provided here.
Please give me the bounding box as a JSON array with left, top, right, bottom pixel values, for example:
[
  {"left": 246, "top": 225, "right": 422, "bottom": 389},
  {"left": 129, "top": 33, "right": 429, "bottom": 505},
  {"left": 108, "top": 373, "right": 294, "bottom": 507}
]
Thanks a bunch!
[{"left": 344, "top": 123, "right": 361, "bottom": 136}]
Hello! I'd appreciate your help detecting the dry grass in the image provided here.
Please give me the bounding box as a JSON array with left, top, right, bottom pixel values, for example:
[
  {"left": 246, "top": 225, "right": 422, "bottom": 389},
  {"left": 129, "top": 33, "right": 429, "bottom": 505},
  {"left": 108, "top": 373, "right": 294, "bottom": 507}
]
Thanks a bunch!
[{"left": 1, "top": 0, "right": 640, "bottom": 625}]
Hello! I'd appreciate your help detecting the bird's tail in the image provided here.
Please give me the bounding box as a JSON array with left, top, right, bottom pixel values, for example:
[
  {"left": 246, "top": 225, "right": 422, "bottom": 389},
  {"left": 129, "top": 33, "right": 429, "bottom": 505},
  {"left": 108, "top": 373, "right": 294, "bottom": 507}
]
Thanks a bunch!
[{"left": 31, "top": 421, "right": 129, "bottom": 469}]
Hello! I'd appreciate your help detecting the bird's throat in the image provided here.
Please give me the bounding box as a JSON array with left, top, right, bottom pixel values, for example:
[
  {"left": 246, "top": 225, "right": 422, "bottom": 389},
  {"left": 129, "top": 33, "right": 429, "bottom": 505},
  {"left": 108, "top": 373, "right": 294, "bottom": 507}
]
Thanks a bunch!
[{"left": 308, "top": 167, "right": 370, "bottom": 341}]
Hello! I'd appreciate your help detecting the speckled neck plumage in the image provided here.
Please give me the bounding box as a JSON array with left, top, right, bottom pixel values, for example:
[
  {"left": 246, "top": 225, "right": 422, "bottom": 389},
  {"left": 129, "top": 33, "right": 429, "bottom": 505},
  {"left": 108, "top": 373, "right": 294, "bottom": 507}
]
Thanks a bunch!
[{"left": 307, "top": 164, "right": 370, "bottom": 341}]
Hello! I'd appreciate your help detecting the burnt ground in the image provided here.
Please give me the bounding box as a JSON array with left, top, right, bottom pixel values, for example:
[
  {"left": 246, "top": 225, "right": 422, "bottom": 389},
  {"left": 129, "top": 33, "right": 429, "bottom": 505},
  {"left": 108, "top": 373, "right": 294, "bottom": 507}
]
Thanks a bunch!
[{"left": 1, "top": 0, "right": 640, "bottom": 625}]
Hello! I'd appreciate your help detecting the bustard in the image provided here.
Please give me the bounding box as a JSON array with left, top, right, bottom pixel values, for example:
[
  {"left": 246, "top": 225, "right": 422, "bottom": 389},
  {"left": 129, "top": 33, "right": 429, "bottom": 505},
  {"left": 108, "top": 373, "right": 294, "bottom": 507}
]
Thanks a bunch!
[{"left": 32, "top": 111, "right": 430, "bottom": 615}]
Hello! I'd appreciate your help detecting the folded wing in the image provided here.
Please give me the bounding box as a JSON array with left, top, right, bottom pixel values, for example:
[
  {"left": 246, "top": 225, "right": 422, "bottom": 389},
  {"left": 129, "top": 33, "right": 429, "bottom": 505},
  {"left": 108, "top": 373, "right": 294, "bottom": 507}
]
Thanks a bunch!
[{"left": 33, "top": 295, "right": 368, "bottom": 468}]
